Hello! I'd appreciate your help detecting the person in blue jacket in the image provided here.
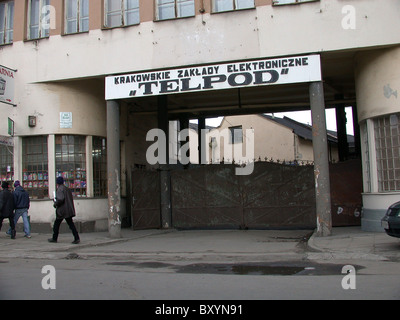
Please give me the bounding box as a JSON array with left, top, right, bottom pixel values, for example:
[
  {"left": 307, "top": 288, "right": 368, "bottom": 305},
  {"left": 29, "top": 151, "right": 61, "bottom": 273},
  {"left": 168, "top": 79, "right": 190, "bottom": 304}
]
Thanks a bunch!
[{"left": 12, "top": 180, "right": 31, "bottom": 238}]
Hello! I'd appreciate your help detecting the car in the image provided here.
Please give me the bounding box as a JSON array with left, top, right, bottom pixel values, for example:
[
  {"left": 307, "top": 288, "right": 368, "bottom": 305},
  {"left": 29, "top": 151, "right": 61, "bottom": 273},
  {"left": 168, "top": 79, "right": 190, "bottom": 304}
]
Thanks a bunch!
[{"left": 381, "top": 201, "right": 400, "bottom": 238}]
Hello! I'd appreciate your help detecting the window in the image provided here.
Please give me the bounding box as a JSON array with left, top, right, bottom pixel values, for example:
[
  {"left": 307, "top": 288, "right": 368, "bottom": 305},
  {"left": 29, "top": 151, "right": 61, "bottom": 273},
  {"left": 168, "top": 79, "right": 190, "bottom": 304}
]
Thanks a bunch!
[
  {"left": 55, "top": 135, "right": 86, "bottom": 197},
  {"left": 156, "top": 0, "right": 195, "bottom": 20},
  {"left": 374, "top": 113, "right": 400, "bottom": 192},
  {"left": 229, "top": 126, "right": 243, "bottom": 144},
  {"left": 93, "top": 136, "right": 107, "bottom": 197},
  {"left": 0, "top": 144, "right": 13, "bottom": 185},
  {"left": 0, "top": 1, "right": 14, "bottom": 45},
  {"left": 105, "top": 0, "right": 139, "bottom": 28},
  {"left": 28, "top": 0, "right": 50, "bottom": 40},
  {"left": 212, "top": 0, "right": 254, "bottom": 13},
  {"left": 272, "top": 0, "right": 318, "bottom": 5},
  {"left": 22, "top": 136, "right": 49, "bottom": 199},
  {"left": 65, "top": 0, "right": 89, "bottom": 34},
  {"left": 361, "top": 122, "right": 371, "bottom": 193}
]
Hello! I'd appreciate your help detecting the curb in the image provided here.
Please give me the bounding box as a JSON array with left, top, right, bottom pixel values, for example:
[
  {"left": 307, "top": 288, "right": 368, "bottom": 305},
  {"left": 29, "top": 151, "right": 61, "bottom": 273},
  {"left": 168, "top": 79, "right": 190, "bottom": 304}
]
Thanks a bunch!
[{"left": 306, "top": 230, "right": 389, "bottom": 261}]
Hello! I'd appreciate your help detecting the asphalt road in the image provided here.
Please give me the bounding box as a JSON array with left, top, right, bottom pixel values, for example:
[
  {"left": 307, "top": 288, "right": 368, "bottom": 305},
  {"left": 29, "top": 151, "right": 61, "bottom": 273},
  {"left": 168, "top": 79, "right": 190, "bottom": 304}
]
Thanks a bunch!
[{"left": 1, "top": 256, "right": 400, "bottom": 301}]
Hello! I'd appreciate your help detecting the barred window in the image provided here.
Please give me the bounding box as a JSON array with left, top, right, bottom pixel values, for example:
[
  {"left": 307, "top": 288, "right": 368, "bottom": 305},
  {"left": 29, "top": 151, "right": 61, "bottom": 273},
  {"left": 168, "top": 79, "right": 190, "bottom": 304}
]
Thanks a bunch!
[
  {"left": 156, "top": 0, "right": 195, "bottom": 20},
  {"left": 361, "top": 122, "right": 371, "bottom": 193},
  {"left": 55, "top": 135, "right": 86, "bottom": 197},
  {"left": 0, "top": 144, "right": 13, "bottom": 185},
  {"left": 374, "top": 113, "right": 400, "bottom": 192},
  {"left": 93, "top": 136, "right": 107, "bottom": 197},
  {"left": 22, "top": 135, "right": 49, "bottom": 199}
]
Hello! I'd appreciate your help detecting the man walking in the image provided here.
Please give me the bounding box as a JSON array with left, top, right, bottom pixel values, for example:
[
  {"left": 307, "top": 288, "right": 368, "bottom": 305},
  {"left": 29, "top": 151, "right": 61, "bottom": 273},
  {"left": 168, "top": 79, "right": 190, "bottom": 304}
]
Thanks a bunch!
[
  {"left": 48, "top": 177, "right": 80, "bottom": 244},
  {"left": 11, "top": 181, "right": 31, "bottom": 238},
  {"left": 0, "top": 182, "right": 16, "bottom": 239}
]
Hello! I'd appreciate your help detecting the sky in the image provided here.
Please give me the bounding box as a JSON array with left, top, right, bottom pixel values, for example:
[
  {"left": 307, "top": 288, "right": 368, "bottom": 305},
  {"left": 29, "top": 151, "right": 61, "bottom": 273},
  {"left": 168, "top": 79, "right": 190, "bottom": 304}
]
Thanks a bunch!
[{"left": 203, "top": 107, "right": 355, "bottom": 136}]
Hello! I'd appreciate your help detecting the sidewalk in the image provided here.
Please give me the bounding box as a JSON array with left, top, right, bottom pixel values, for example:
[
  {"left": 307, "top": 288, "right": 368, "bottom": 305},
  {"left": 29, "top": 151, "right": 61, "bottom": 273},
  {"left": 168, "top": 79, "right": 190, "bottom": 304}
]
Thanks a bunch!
[
  {"left": 307, "top": 227, "right": 400, "bottom": 261},
  {"left": 0, "top": 226, "right": 399, "bottom": 262}
]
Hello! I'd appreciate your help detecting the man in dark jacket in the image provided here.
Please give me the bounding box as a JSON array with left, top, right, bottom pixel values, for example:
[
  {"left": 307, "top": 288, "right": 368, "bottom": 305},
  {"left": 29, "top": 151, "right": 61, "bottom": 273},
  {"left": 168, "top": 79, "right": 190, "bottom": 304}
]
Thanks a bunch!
[
  {"left": 48, "top": 177, "right": 80, "bottom": 244},
  {"left": 11, "top": 181, "right": 31, "bottom": 238},
  {"left": 0, "top": 182, "right": 16, "bottom": 239}
]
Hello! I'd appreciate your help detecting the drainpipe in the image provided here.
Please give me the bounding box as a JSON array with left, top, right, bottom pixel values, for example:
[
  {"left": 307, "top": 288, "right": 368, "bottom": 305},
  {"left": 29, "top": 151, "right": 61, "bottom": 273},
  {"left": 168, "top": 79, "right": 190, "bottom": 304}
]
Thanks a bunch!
[{"left": 310, "top": 82, "right": 332, "bottom": 237}]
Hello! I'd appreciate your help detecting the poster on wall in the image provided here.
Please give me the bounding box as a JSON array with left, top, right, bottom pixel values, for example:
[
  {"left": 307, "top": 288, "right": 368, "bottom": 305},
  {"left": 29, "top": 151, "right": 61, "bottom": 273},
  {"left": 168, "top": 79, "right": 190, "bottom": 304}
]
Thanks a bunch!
[
  {"left": 0, "top": 65, "right": 16, "bottom": 106},
  {"left": 60, "top": 112, "right": 73, "bottom": 129},
  {"left": 105, "top": 54, "right": 322, "bottom": 100}
]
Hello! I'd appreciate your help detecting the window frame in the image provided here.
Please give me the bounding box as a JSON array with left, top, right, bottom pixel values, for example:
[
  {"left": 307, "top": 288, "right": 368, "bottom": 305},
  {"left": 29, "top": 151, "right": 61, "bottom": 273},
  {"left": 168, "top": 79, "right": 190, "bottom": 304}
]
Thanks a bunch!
[
  {"left": 374, "top": 113, "right": 400, "bottom": 192},
  {"left": 64, "top": 0, "right": 89, "bottom": 35},
  {"left": 55, "top": 135, "right": 87, "bottom": 198},
  {"left": 104, "top": 0, "right": 140, "bottom": 29},
  {"left": 0, "top": 0, "right": 14, "bottom": 45},
  {"left": 229, "top": 126, "right": 243, "bottom": 144},
  {"left": 92, "top": 136, "right": 107, "bottom": 198},
  {"left": 212, "top": 0, "right": 255, "bottom": 13},
  {"left": 22, "top": 135, "right": 49, "bottom": 199},
  {"left": 0, "top": 144, "right": 13, "bottom": 186},
  {"left": 272, "top": 0, "right": 319, "bottom": 6},
  {"left": 155, "top": 0, "right": 195, "bottom": 21},
  {"left": 27, "top": 0, "right": 50, "bottom": 40}
]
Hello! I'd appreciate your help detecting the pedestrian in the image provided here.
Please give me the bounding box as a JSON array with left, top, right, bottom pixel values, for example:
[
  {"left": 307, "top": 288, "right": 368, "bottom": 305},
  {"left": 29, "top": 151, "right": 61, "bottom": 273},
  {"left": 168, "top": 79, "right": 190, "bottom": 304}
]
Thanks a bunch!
[
  {"left": 48, "top": 177, "right": 80, "bottom": 244},
  {"left": 0, "top": 182, "right": 16, "bottom": 239},
  {"left": 12, "top": 180, "right": 31, "bottom": 238}
]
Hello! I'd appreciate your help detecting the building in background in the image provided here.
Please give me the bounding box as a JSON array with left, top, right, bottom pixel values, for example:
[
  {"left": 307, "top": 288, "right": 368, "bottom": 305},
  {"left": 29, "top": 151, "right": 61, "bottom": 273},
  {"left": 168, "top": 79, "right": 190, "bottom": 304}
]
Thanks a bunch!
[{"left": 207, "top": 114, "right": 357, "bottom": 164}]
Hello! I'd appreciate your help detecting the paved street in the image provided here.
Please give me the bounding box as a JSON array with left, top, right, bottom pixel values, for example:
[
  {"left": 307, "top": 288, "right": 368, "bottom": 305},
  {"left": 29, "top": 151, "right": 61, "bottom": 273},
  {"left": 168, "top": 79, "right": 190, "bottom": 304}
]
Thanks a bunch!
[
  {"left": 0, "top": 228, "right": 399, "bottom": 302},
  {"left": 1, "top": 256, "right": 400, "bottom": 301}
]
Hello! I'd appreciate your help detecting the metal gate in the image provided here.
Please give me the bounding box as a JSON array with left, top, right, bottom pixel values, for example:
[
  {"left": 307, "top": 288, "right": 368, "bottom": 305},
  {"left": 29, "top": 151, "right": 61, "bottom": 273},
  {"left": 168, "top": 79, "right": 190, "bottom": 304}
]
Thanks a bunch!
[
  {"left": 330, "top": 159, "right": 362, "bottom": 226},
  {"left": 171, "top": 162, "right": 316, "bottom": 229},
  {"left": 130, "top": 160, "right": 362, "bottom": 230},
  {"left": 131, "top": 168, "right": 161, "bottom": 230}
]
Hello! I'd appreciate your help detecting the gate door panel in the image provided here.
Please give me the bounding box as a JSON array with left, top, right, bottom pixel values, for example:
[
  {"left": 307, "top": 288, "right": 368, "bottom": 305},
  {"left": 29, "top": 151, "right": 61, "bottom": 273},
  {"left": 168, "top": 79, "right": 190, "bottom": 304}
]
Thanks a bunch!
[
  {"left": 171, "top": 162, "right": 316, "bottom": 229},
  {"left": 131, "top": 169, "right": 161, "bottom": 230},
  {"left": 242, "top": 163, "right": 316, "bottom": 229},
  {"left": 171, "top": 165, "right": 243, "bottom": 229},
  {"left": 330, "top": 160, "right": 362, "bottom": 226}
]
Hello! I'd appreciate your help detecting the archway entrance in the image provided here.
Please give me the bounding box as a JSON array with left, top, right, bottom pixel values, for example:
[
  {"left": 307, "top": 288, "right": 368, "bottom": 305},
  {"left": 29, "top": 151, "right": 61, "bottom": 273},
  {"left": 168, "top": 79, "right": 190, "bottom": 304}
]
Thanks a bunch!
[{"left": 106, "top": 52, "right": 361, "bottom": 237}]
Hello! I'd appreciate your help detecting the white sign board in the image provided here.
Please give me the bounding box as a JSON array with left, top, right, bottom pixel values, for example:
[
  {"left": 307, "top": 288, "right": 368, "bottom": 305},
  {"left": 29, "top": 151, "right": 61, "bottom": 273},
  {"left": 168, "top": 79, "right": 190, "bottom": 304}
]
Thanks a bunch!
[
  {"left": 0, "top": 65, "right": 16, "bottom": 106},
  {"left": 106, "top": 54, "right": 321, "bottom": 100},
  {"left": 60, "top": 112, "right": 72, "bottom": 129}
]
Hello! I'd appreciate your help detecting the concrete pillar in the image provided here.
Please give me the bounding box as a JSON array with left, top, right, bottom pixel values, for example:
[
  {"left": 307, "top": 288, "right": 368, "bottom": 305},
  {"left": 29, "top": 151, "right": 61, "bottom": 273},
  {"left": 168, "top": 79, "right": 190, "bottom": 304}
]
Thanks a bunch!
[
  {"left": 107, "top": 100, "right": 122, "bottom": 238},
  {"left": 158, "top": 96, "right": 172, "bottom": 229},
  {"left": 179, "top": 115, "right": 190, "bottom": 165},
  {"left": 198, "top": 117, "right": 206, "bottom": 165},
  {"left": 335, "top": 100, "right": 349, "bottom": 162},
  {"left": 352, "top": 105, "right": 361, "bottom": 158},
  {"left": 310, "top": 82, "right": 332, "bottom": 237},
  {"left": 48, "top": 135, "right": 56, "bottom": 200}
]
